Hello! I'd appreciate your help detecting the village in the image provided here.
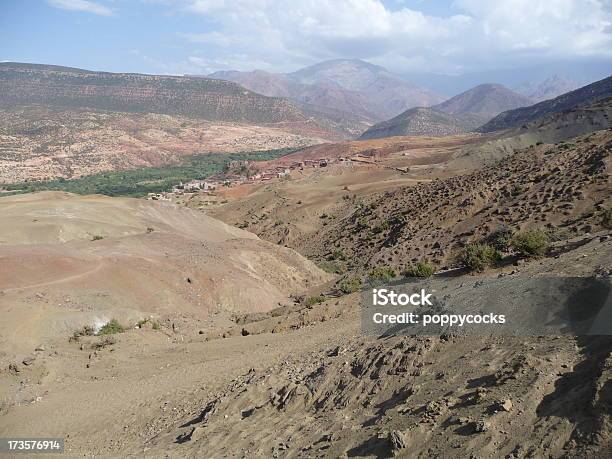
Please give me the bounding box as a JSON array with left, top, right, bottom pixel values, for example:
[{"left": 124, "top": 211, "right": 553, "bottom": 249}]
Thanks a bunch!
[{"left": 146, "top": 154, "right": 363, "bottom": 201}]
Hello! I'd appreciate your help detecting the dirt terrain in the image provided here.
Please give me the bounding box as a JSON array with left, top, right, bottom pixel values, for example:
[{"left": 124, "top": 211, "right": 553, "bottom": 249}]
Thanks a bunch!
[
  {"left": 0, "top": 207, "right": 609, "bottom": 457},
  {"left": 0, "top": 192, "right": 330, "bottom": 356},
  {"left": 0, "top": 106, "right": 327, "bottom": 183},
  {"left": 199, "top": 133, "right": 486, "bottom": 247},
  {"left": 206, "top": 101, "right": 611, "bottom": 273},
  {"left": 299, "top": 129, "right": 610, "bottom": 273},
  {"left": 0, "top": 96, "right": 611, "bottom": 458}
]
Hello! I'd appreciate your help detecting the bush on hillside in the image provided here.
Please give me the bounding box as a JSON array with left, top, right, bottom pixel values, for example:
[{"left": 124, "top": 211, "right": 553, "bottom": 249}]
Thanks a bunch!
[
  {"left": 486, "top": 228, "right": 512, "bottom": 252},
  {"left": 510, "top": 229, "right": 550, "bottom": 257},
  {"left": 402, "top": 260, "right": 435, "bottom": 278},
  {"left": 462, "top": 244, "right": 501, "bottom": 272},
  {"left": 98, "top": 319, "right": 125, "bottom": 335},
  {"left": 305, "top": 295, "right": 325, "bottom": 306},
  {"left": 369, "top": 266, "right": 396, "bottom": 282},
  {"left": 339, "top": 277, "right": 363, "bottom": 294}
]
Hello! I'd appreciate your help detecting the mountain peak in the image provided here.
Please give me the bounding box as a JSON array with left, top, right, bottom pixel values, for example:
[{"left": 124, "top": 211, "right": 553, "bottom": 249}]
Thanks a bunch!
[
  {"left": 434, "top": 83, "right": 533, "bottom": 119},
  {"left": 514, "top": 74, "right": 579, "bottom": 102}
]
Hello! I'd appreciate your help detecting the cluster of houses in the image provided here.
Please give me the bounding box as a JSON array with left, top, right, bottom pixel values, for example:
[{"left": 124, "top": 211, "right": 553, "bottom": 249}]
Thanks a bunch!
[{"left": 147, "top": 155, "right": 356, "bottom": 201}]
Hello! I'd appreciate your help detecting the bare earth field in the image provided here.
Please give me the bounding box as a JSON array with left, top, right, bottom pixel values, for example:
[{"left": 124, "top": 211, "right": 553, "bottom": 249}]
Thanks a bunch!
[{"left": 0, "top": 106, "right": 328, "bottom": 183}]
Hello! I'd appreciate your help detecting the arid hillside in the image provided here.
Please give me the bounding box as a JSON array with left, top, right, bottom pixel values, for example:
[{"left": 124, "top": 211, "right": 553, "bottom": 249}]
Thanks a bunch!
[
  {"left": 433, "top": 83, "right": 533, "bottom": 120},
  {"left": 358, "top": 107, "right": 483, "bottom": 139},
  {"left": 263, "top": 133, "right": 485, "bottom": 166},
  {"left": 0, "top": 63, "right": 306, "bottom": 124},
  {"left": 203, "top": 133, "right": 485, "bottom": 249},
  {"left": 0, "top": 63, "right": 364, "bottom": 141},
  {"left": 203, "top": 97, "right": 611, "bottom": 276},
  {"left": 0, "top": 106, "right": 325, "bottom": 183},
  {"left": 300, "top": 129, "right": 610, "bottom": 272},
  {"left": 1, "top": 99, "right": 611, "bottom": 459},
  {"left": 358, "top": 83, "right": 533, "bottom": 140},
  {"left": 0, "top": 192, "right": 329, "bottom": 356},
  {"left": 479, "top": 75, "right": 612, "bottom": 132}
]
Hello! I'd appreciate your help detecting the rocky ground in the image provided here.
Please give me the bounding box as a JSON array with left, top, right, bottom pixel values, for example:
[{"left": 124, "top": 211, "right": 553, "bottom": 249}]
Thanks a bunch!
[
  {"left": 299, "top": 130, "right": 611, "bottom": 274},
  {"left": 0, "top": 106, "right": 325, "bottom": 183}
]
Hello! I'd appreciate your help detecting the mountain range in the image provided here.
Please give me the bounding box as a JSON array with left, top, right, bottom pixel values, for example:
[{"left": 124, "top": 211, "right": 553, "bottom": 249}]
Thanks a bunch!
[
  {"left": 208, "top": 59, "right": 445, "bottom": 122},
  {"left": 2, "top": 60, "right": 608, "bottom": 144},
  {"left": 513, "top": 74, "right": 579, "bottom": 102},
  {"left": 0, "top": 62, "right": 365, "bottom": 139},
  {"left": 479, "top": 75, "right": 612, "bottom": 132},
  {"left": 360, "top": 83, "right": 532, "bottom": 139}
]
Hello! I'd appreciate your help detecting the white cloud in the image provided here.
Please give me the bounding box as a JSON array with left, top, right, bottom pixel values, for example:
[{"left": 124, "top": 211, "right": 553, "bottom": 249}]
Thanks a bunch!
[
  {"left": 47, "top": 0, "right": 113, "bottom": 16},
  {"left": 161, "top": 0, "right": 612, "bottom": 74}
]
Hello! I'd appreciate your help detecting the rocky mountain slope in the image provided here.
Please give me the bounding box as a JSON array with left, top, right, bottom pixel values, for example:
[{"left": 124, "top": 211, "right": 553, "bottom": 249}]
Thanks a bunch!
[
  {"left": 0, "top": 106, "right": 323, "bottom": 183},
  {"left": 358, "top": 107, "right": 482, "bottom": 139},
  {"left": 479, "top": 75, "right": 612, "bottom": 132},
  {"left": 303, "top": 128, "right": 610, "bottom": 273},
  {"left": 2, "top": 72, "right": 611, "bottom": 459},
  {"left": 207, "top": 69, "right": 377, "bottom": 122},
  {"left": 152, "top": 298, "right": 612, "bottom": 458},
  {"left": 210, "top": 59, "right": 445, "bottom": 122},
  {"left": 433, "top": 83, "right": 532, "bottom": 120},
  {"left": 0, "top": 63, "right": 307, "bottom": 124},
  {"left": 514, "top": 74, "right": 579, "bottom": 102},
  {"left": 0, "top": 62, "right": 369, "bottom": 139},
  {"left": 359, "top": 83, "right": 533, "bottom": 139}
]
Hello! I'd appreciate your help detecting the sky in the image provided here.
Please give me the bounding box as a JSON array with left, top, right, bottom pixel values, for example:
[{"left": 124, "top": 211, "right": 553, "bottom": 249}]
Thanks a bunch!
[{"left": 2, "top": 0, "right": 612, "bottom": 82}]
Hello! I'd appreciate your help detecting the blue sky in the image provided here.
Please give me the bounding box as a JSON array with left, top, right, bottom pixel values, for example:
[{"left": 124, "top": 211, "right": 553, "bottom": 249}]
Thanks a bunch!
[{"left": 2, "top": 0, "right": 612, "bottom": 79}]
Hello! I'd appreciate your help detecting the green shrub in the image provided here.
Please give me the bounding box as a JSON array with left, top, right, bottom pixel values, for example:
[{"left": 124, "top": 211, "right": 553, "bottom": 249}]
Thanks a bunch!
[
  {"left": 339, "top": 277, "right": 363, "bottom": 294},
  {"left": 369, "top": 266, "right": 396, "bottom": 282},
  {"left": 462, "top": 244, "right": 501, "bottom": 272},
  {"left": 92, "top": 235, "right": 104, "bottom": 241},
  {"left": 98, "top": 319, "right": 125, "bottom": 335},
  {"left": 402, "top": 260, "right": 435, "bottom": 278},
  {"left": 330, "top": 249, "right": 346, "bottom": 261},
  {"left": 487, "top": 229, "right": 512, "bottom": 251},
  {"left": 305, "top": 295, "right": 325, "bottom": 306},
  {"left": 510, "top": 229, "right": 550, "bottom": 257}
]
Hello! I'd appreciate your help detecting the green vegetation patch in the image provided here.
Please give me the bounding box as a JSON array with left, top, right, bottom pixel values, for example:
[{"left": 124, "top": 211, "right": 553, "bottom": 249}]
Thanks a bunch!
[
  {"left": 402, "top": 260, "right": 435, "bottom": 278},
  {"left": 339, "top": 277, "right": 363, "bottom": 294},
  {"left": 5, "top": 148, "right": 297, "bottom": 198},
  {"left": 369, "top": 266, "right": 396, "bottom": 282},
  {"left": 462, "top": 243, "right": 501, "bottom": 272},
  {"left": 305, "top": 295, "right": 326, "bottom": 306},
  {"left": 510, "top": 229, "right": 550, "bottom": 257},
  {"left": 97, "top": 319, "right": 125, "bottom": 335}
]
